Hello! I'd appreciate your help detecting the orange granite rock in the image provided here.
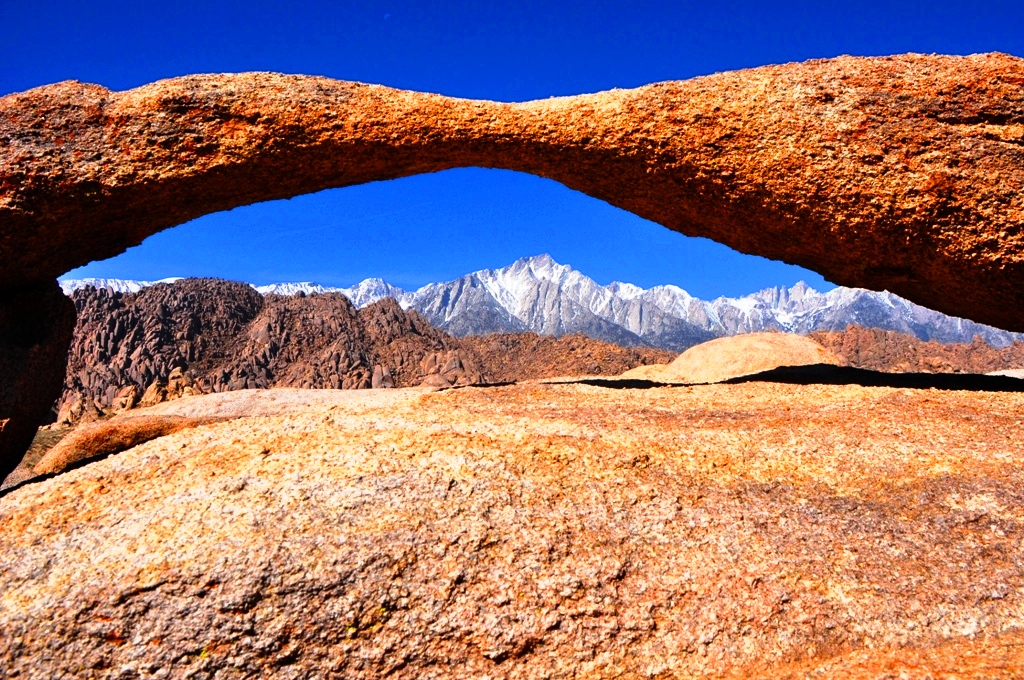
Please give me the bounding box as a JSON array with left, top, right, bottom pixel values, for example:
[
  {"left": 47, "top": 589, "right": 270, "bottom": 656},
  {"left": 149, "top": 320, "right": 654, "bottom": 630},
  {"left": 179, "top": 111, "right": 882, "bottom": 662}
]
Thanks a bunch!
[
  {"left": 32, "top": 414, "right": 225, "bottom": 476},
  {"left": 1, "top": 383, "right": 1023, "bottom": 677}
]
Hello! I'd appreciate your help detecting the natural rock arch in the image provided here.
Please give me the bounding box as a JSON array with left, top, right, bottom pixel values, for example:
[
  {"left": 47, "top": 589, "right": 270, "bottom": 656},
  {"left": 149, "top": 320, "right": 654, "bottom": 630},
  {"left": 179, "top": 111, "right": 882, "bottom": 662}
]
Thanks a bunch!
[{"left": 1, "top": 51, "right": 1023, "bottom": 479}]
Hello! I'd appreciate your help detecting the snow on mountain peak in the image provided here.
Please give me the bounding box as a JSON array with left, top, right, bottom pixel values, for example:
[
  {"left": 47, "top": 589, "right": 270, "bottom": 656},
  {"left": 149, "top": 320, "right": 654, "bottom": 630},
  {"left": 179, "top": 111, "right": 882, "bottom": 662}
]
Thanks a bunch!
[
  {"left": 59, "top": 254, "right": 1024, "bottom": 349},
  {"left": 255, "top": 282, "right": 338, "bottom": 296},
  {"left": 59, "top": 277, "right": 183, "bottom": 295},
  {"left": 341, "top": 279, "right": 412, "bottom": 309},
  {"left": 607, "top": 282, "right": 646, "bottom": 300}
]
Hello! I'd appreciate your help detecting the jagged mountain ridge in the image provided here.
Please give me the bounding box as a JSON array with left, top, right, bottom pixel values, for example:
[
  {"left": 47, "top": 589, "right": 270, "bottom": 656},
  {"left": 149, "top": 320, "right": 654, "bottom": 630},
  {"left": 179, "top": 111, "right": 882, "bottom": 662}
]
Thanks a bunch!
[
  {"left": 54, "top": 279, "right": 674, "bottom": 425},
  {"left": 61, "top": 255, "right": 1024, "bottom": 350}
]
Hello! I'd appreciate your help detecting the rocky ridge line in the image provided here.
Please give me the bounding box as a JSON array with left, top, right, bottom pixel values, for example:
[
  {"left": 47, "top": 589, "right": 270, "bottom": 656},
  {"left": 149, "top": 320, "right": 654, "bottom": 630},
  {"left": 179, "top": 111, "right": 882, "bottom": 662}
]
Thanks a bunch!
[{"left": 54, "top": 279, "right": 675, "bottom": 426}]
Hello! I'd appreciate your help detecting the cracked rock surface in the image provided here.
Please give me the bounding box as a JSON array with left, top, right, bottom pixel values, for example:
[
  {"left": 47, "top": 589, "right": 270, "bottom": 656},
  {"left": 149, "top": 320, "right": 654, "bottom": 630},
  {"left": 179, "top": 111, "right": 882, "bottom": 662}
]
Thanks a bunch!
[{"left": 1, "top": 382, "right": 1022, "bottom": 678}]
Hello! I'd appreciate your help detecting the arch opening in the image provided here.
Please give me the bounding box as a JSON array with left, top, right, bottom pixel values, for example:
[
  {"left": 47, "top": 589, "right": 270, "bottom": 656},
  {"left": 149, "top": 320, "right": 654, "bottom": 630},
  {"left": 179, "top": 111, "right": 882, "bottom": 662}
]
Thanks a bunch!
[{"left": 63, "top": 168, "right": 836, "bottom": 299}]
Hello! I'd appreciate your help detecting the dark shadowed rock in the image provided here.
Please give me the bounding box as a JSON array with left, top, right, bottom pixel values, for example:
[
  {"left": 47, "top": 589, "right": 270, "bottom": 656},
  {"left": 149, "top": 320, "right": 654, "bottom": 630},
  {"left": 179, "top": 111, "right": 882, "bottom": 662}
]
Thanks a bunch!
[{"left": 0, "top": 283, "right": 76, "bottom": 482}]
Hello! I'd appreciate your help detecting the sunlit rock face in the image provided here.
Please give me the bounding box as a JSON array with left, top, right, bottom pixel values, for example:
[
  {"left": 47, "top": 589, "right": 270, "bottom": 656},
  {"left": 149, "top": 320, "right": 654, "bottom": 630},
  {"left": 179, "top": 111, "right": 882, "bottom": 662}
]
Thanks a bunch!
[
  {"left": 1, "top": 52, "right": 1024, "bottom": 473},
  {"left": 2, "top": 383, "right": 1024, "bottom": 677}
]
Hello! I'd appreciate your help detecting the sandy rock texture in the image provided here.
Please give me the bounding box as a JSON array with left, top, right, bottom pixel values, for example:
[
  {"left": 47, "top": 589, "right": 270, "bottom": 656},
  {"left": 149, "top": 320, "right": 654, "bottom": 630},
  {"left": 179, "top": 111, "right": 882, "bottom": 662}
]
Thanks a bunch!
[
  {"left": 27, "top": 389, "right": 435, "bottom": 479},
  {"left": 2, "top": 53, "right": 1024, "bottom": 331},
  {"left": 1, "top": 382, "right": 1023, "bottom": 678}
]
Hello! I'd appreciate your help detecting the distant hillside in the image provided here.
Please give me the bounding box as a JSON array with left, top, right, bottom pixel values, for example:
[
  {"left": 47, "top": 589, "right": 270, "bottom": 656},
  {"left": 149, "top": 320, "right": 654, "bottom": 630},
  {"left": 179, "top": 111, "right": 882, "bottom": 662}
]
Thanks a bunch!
[
  {"left": 811, "top": 326, "right": 1024, "bottom": 374},
  {"left": 62, "top": 254, "right": 1024, "bottom": 351},
  {"left": 55, "top": 279, "right": 673, "bottom": 424}
]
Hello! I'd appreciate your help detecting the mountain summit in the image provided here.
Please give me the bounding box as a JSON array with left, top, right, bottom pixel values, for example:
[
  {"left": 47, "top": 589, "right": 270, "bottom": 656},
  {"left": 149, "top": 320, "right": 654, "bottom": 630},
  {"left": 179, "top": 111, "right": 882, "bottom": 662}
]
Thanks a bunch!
[{"left": 62, "top": 255, "right": 1024, "bottom": 351}]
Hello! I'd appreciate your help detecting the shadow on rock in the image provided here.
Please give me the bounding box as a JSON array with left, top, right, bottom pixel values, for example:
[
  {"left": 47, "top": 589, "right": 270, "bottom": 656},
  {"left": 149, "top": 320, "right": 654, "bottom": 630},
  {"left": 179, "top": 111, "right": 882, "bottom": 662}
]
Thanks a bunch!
[{"left": 726, "top": 363, "right": 1024, "bottom": 392}]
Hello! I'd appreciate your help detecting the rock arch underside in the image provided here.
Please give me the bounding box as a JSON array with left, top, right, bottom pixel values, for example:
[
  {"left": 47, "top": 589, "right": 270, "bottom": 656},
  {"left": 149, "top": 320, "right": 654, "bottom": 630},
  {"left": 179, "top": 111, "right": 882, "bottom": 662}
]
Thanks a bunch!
[{"left": 0, "top": 52, "right": 1023, "bottom": 476}]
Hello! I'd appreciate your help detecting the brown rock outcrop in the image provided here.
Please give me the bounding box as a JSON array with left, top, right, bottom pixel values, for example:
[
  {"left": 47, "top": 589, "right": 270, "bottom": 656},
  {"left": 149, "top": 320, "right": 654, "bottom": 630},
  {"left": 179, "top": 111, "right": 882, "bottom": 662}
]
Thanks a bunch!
[
  {"left": 55, "top": 281, "right": 489, "bottom": 426},
  {"left": 2, "top": 382, "right": 1023, "bottom": 676},
  {"left": 812, "top": 324, "right": 1024, "bottom": 374},
  {"left": 53, "top": 281, "right": 673, "bottom": 430},
  {"left": 460, "top": 332, "right": 674, "bottom": 382},
  {"left": 3, "top": 52, "right": 1024, "bottom": 463}
]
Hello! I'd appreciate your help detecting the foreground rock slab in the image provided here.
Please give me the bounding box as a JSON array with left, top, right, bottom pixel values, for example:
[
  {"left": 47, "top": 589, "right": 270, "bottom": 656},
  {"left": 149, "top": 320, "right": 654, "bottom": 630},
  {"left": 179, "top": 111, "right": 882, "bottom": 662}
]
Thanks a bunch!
[{"left": 1, "top": 382, "right": 1022, "bottom": 677}]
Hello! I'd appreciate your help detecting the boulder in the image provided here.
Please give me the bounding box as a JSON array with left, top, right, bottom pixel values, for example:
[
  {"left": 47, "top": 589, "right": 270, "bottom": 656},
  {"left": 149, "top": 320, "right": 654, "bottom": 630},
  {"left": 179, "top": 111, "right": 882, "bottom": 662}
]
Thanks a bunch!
[{"left": 623, "top": 332, "right": 841, "bottom": 383}]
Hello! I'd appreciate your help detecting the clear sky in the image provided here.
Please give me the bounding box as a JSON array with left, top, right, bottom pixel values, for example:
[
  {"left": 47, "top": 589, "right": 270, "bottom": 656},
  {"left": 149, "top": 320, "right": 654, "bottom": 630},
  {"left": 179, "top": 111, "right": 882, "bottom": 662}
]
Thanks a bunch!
[{"left": 3, "top": 1, "right": 1023, "bottom": 297}]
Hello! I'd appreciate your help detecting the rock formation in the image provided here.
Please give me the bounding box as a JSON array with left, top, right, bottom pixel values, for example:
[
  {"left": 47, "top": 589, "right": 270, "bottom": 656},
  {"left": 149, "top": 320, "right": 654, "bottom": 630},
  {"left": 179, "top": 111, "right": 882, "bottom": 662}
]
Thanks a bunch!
[
  {"left": 2, "top": 52, "right": 1024, "bottom": 471},
  {"left": 811, "top": 324, "right": 1024, "bottom": 374},
  {"left": 2, "top": 382, "right": 1023, "bottom": 676},
  {"left": 3, "top": 54, "right": 1024, "bottom": 323},
  {"left": 458, "top": 332, "right": 674, "bottom": 383},
  {"left": 621, "top": 332, "right": 841, "bottom": 383},
  {"left": 33, "top": 414, "right": 224, "bottom": 476},
  {"left": 55, "top": 280, "right": 486, "bottom": 423},
  {"left": 49, "top": 280, "right": 671, "bottom": 431}
]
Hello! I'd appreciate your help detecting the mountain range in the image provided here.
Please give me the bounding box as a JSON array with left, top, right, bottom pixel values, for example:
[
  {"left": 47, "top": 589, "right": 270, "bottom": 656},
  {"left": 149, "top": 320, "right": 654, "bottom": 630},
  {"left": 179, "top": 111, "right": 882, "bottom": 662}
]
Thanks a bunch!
[{"left": 62, "top": 254, "right": 1024, "bottom": 351}]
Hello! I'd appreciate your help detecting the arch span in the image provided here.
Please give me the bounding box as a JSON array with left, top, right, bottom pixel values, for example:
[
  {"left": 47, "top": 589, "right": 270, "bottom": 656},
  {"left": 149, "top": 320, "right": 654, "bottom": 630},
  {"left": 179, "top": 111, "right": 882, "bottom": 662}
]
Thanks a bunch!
[{"left": 1, "top": 52, "right": 1023, "bottom": 476}]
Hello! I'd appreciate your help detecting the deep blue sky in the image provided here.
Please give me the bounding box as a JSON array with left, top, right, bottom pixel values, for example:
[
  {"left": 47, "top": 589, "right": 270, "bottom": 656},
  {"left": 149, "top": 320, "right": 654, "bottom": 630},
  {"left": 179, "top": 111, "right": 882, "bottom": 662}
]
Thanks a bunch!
[{"left": 3, "top": 2, "right": 1023, "bottom": 296}]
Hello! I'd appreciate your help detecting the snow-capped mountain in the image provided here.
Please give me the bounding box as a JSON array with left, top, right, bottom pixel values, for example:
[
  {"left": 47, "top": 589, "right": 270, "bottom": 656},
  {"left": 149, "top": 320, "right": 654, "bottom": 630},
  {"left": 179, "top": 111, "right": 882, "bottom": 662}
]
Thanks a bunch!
[
  {"left": 337, "top": 279, "right": 412, "bottom": 309},
  {"left": 255, "top": 278, "right": 410, "bottom": 307},
  {"left": 60, "top": 255, "right": 1024, "bottom": 350},
  {"left": 59, "top": 277, "right": 183, "bottom": 296},
  {"left": 253, "top": 282, "right": 341, "bottom": 296}
]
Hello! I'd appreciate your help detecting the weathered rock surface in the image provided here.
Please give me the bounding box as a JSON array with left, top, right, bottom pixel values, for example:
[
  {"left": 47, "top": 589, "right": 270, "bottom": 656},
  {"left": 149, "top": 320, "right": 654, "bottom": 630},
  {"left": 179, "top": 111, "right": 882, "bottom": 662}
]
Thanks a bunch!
[
  {"left": 0, "top": 283, "right": 77, "bottom": 483},
  {"left": 3, "top": 54, "right": 1024, "bottom": 331},
  {"left": 622, "top": 332, "right": 841, "bottom": 383},
  {"left": 1, "top": 382, "right": 1023, "bottom": 677}
]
